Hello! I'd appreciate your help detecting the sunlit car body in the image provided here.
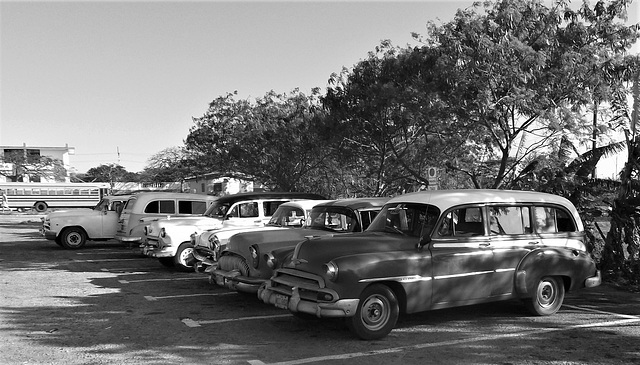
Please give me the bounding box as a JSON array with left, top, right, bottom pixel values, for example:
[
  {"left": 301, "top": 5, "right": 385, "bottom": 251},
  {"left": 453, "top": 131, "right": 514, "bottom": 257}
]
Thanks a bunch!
[
  {"left": 41, "top": 194, "right": 131, "bottom": 249},
  {"left": 115, "top": 192, "right": 217, "bottom": 245},
  {"left": 211, "top": 197, "right": 389, "bottom": 294},
  {"left": 191, "top": 199, "right": 332, "bottom": 272},
  {"left": 259, "top": 189, "right": 602, "bottom": 340},
  {"left": 140, "top": 192, "right": 325, "bottom": 271}
]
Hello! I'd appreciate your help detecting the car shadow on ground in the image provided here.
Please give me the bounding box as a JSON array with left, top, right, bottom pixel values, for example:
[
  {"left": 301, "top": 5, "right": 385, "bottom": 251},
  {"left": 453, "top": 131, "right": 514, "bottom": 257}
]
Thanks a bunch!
[{"left": 2, "top": 221, "right": 640, "bottom": 365}]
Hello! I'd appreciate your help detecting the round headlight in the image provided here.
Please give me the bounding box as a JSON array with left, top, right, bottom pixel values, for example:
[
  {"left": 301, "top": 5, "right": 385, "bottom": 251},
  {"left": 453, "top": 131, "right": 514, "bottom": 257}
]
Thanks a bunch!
[
  {"left": 249, "top": 245, "right": 260, "bottom": 268},
  {"left": 265, "top": 252, "right": 276, "bottom": 269},
  {"left": 159, "top": 227, "right": 166, "bottom": 238},
  {"left": 323, "top": 261, "right": 338, "bottom": 282}
]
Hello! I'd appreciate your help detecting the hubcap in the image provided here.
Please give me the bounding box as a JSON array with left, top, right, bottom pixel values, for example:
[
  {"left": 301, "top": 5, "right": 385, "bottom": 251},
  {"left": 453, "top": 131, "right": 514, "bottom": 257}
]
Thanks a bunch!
[
  {"left": 67, "top": 233, "right": 81, "bottom": 246},
  {"left": 361, "top": 294, "right": 389, "bottom": 331},
  {"left": 538, "top": 280, "right": 556, "bottom": 307},
  {"left": 179, "top": 247, "right": 194, "bottom": 266}
]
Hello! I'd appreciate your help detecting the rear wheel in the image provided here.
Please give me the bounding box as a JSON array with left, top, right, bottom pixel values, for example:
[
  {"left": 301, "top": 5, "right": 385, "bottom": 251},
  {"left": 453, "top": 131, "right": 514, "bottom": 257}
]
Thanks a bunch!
[
  {"left": 174, "top": 243, "right": 195, "bottom": 272},
  {"left": 60, "top": 227, "right": 87, "bottom": 249},
  {"left": 346, "top": 284, "right": 399, "bottom": 340},
  {"left": 525, "top": 276, "right": 565, "bottom": 316},
  {"left": 34, "top": 201, "right": 48, "bottom": 213}
]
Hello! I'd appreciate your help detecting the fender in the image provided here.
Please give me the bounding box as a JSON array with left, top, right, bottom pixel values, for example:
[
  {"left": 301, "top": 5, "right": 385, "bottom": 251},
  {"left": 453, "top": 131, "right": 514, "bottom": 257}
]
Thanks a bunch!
[
  {"left": 515, "top": 247, "right": 596, "bottom": 296},
  {"left": 330, "top": 251, "right": 433, "bottom": 313}
]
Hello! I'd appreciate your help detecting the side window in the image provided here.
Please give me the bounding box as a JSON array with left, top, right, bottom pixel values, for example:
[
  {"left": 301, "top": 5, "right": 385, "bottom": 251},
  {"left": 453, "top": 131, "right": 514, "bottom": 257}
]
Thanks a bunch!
[
  {"left": 159, "top": 200, "right": 175, "bottom": 214},
  {"left": 489, "top": 206, "right": 530, "bottom": 235},
  {"left": 145, "top": 200, "right": 176, "bottom": 214},
  {"left": 144, "top": 201, "right": 159, "bottom": 213},
  {"left": 238, "top": 202, "right": 258, "bottom": 218},
  {"left": 178, "top": 200, "right": 207, "bottom": 214},
  {"left": 533, "top": 206, "right": 556, "bottom": 233},
  {"left": 437, "top": 207, "right": 484, "bottom": 237},
  {"left": 533, "top": 206, "right": 576, "bottom": 233},
  {"left": 263, "top": 200, "right": 287, "bottom": 216},
  {"left": 359, "top": 210, "right": 379, "bottom": 231}
]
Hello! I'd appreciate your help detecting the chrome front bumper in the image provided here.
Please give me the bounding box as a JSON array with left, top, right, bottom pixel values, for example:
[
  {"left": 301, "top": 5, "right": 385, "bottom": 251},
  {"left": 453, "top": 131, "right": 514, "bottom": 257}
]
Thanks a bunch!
[{"left": 259, "top": 283, "right": 359, "bottom": 318}]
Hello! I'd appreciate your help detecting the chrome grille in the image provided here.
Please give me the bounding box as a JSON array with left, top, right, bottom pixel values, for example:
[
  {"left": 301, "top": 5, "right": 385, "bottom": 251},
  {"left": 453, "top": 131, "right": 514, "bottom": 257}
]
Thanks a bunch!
[
  {"left": 217, "top": 254, "right": 250, "bottom": 276},
  {"left": 269, "top": 268, "right": 325, "bottom": 302}
]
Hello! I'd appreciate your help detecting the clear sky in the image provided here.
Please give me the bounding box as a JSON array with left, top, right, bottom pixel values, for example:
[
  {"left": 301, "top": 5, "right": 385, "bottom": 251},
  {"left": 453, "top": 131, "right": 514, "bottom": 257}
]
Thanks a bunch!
[{"left": 1, "top": 0, "right": 638, "bottom": 174}]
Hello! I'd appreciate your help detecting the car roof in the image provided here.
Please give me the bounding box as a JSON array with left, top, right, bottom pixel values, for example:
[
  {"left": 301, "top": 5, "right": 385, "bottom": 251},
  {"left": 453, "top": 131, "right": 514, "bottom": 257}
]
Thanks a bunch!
[
  {"left": 106, "top": 194, "right": 132, "bottom": 201},
  {"left": 212, "top": 192, "right": 326, "bottom": 203},
  {"left": 314, "top": 197, "right": 390, "bottom": 210},
  {"left": 278, "top": 200, "right": 334, "bottom": 210},
  {"left": 125, "top": 192, "right": 218, "bottom": 203},
  {"left": 387, "top": 189, "right": 576, "bottom": 211}
]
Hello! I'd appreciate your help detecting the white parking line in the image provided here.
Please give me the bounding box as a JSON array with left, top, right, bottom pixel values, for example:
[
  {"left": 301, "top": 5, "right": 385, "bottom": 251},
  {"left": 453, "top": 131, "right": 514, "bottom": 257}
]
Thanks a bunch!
[
  {"left": 73, "top": 258, "right": 145, "bottom": 263},
  {"left": 246, "top": 305, "right": 640, "bottom": 365},
  {"left": 75, "top": 251, "right": 135, "bottom": 255},
  {"left": 144, "top": 292, "right": 235, "bottom": 301},
  {"left": 119, "top": 277, "right": 206, "bottom": 284},
  {"left": 182, "top": 314, "right": 293, "bottom": 327}
]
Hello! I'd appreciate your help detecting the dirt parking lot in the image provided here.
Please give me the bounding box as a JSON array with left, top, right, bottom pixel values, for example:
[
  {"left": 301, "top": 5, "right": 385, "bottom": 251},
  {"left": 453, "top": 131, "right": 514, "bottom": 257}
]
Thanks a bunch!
[{"left": 1, "top": 212, "right": 639, "bottom": 365}]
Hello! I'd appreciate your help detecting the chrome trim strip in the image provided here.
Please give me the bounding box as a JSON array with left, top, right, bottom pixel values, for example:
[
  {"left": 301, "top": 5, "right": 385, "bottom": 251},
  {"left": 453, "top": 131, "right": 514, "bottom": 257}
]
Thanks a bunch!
[
  {"left": 434, "top": 270, "right": 493, "bottom": 280},
  {"left": 359, "top": 275, "right": 432, "bottom": 283}
]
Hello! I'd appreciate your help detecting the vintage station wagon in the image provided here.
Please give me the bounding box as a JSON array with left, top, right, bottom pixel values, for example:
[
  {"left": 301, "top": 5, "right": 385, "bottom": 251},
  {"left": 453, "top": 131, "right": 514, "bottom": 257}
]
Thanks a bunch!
[{"left": 259, "top": 189, "right": 602, "bottom": 340}]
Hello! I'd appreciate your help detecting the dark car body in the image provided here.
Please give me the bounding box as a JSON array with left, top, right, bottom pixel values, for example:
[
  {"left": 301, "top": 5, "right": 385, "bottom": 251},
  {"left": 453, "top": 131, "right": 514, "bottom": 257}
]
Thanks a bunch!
[
  {"left": 259, "top": 189, "right": 602, "bottom": 340},
  {"left": 210, "top": 197, "right": 389, "bottom": 294}
]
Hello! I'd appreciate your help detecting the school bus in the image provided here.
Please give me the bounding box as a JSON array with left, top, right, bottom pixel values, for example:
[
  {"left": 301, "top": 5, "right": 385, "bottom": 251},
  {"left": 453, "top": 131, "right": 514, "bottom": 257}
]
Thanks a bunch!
[{"left": 0, "top": 182, "right": 111, "bottom": 212}]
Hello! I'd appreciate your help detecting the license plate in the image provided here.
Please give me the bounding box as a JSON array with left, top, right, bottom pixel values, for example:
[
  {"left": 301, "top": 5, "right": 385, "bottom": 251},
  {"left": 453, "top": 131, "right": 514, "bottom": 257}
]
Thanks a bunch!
[{"left": 274, "top": 294, "right": 289, "bottom": 310}]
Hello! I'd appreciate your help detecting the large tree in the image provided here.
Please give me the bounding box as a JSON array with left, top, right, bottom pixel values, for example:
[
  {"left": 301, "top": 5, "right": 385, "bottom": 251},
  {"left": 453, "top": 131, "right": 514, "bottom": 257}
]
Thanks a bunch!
[
  {"left": 185, "top": 89, "right": 333, "bottom": 192},
  {"left": 139, "top": 147, "right": 191, "bottom": 183},
  {"left": 325, "top": 0, "right": 638, "bottom": 190}
]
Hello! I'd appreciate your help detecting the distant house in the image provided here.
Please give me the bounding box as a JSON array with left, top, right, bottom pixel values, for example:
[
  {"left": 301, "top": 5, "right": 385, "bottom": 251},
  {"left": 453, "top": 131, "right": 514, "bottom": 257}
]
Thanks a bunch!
[
  {"left": 183, "top": 173, "right": 264, "bottom": 196},
  {"left": 0, "top": 143, "right": 75, "bottom": 183}
]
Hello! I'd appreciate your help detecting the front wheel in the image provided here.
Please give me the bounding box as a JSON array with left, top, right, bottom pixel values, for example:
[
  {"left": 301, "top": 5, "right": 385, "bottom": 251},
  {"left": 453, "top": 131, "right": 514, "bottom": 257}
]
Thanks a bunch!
[
  {"left": 174, "top": 243, "right": 195, "bottom": 272},
  {"left": 60, "top": 227, "right": 87, "bottom": 249},
  {"left": 525, "top": 276, "right": 565, "bottom": 316},
  {"left": 346, "top": 284, "right": 399, "bottom": 340}
]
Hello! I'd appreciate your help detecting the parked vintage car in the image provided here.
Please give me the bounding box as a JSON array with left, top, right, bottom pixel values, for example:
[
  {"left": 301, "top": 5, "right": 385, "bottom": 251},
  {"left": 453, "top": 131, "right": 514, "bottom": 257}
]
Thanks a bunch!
[
  {"left": 210, "top": 197, "right": 389, "bottom": 294},
  {"left": 115, "top": 192, "right": 218, "bottom": 245},
  {"left": 259, "top": 189, "right": 602, "bottom": 340},
  {"left": 191, "top": 199, "right": 332, "bottom": 272},
  {"left": 41, "top": 194, "right": 131, "bottom": 249},
  {"left": 140, "top": 192, "right": 326, "bottom": 271}
]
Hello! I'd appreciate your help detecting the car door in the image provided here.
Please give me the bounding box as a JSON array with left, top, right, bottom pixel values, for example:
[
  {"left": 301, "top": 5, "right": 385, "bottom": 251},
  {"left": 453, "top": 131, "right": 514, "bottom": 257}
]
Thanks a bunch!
[
  {"left": 429, "top": 205, "right": 495, "bottom": 305},
  {"left": 102, "top": 200, "right": 124, "bottom": 237},
  {"left": 486, "top": 204, "right": 534, "bottom": 297},
  {"left": 224, "top": 201, "right": 262, "bottom": 228}
]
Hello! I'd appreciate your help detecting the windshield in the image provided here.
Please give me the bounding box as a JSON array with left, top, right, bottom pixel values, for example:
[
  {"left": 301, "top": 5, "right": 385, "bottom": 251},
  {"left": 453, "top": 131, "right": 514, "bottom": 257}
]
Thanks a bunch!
[
  {"left": 203, "top": 201, "right": 231, "bottom": 218},
  {"left": 306, "top": 206, "right": 359, "bottom": 232},
  {"left": 267, "top": 205, "right": 306, "bottom": 227},
  {"left": 367, "top": 203, "right": 440, "bottom": 238},
  {"left": 93, "top": 198, "right": 109, "bottom": 211}
]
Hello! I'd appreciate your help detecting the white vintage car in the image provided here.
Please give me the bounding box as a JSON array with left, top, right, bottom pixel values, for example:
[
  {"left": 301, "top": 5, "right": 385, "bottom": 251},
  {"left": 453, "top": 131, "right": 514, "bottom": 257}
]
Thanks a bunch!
[
  {"left": 140, "top": 192, "right": 325, "bottom": 271},
  {"left": 41, "top": 194, "right": 131, "bottom": 249}
]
